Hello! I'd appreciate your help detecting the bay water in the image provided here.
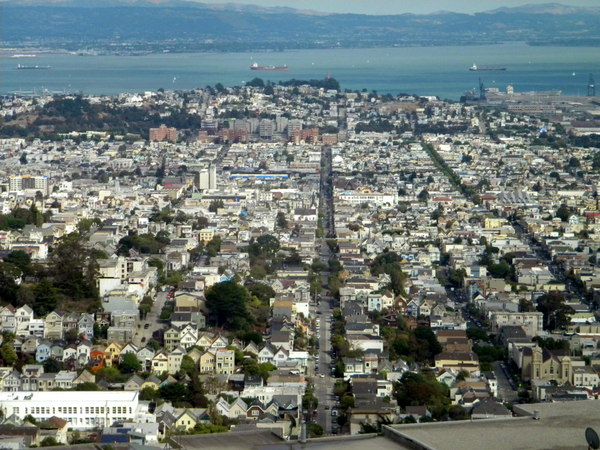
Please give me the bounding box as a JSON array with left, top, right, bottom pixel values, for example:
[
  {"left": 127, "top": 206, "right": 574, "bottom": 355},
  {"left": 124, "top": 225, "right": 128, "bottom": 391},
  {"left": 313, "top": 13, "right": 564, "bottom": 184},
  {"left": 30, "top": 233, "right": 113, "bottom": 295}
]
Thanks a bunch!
[{"left": 1, "top": 43, "right": 599, "bottom": 99}]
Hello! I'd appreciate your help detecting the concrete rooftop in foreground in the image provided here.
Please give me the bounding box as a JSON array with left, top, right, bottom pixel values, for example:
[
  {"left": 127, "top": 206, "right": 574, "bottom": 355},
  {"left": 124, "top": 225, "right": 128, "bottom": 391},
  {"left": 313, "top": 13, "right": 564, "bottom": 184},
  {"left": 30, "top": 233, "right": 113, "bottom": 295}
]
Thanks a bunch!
[
  {"left": 385, "top": 400, "right": 600, "bottom": 450},
  {"left": 173, "top": 431, "right": 406, "bottom": 449}
]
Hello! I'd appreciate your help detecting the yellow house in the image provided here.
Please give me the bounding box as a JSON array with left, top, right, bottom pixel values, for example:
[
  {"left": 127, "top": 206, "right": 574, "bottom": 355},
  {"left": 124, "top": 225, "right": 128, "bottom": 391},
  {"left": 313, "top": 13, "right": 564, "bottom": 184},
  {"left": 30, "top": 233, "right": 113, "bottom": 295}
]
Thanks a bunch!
[
  {"left": 196, "top": 334, "right": 214, "bottom": 349},
  {"left": 141, "top": 377, "right": 161, "bottom": 391},
  {"left": 484, "top": 217, "right": 506, "bottom": 228},
  {"left": 228, "top": 398, "right": 248, "bottom": 418},
  {"left": 198, "top": 228, "right": 216, "bottom": 243},
  {"left": 199, "top": 350, "right": 215, "bottom": 373},
  {"left": 434, "top": 351, "right": 480, "bottom": 375},
  {"left": 175, "top": 293, "right": 203, "bottom": 309},
  {"left": 175, "top": 410, "right": 198, "bottom": 431},
  {"left": 151, "top": 351, "right": 169, "bottom": 375},
  {"left": 215, "top": 348, "right": 235, "bottom": 375},
  {"left": 104, "top": 342, "right": 124, "bottom": 367},
  {"left": 44, "top": 311, "right": 64, "bottom": 340}
]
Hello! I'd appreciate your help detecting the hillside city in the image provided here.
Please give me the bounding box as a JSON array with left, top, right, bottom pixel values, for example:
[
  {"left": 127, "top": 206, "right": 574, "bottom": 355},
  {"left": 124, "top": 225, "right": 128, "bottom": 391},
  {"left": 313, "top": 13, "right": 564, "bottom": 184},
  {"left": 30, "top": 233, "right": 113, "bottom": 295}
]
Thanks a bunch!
[{"left": 0, "top": 78, "right": 600, "bottom": 447}]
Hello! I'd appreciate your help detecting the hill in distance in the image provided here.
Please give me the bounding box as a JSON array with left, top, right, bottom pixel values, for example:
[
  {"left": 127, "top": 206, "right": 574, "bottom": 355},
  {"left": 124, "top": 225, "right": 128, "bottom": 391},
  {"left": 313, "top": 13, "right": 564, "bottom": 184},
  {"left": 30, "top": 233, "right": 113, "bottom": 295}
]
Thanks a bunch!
[{"left": 1, "top": 1, "right": 600, "bottom": 52}]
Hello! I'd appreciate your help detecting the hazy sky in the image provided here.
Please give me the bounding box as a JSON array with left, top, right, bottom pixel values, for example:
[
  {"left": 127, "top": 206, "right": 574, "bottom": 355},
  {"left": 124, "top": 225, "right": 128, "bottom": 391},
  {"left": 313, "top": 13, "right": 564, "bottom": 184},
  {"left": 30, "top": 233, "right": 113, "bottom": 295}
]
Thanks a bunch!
[{"left": 203, "top": 0, "right": 599, "bottom": 14}]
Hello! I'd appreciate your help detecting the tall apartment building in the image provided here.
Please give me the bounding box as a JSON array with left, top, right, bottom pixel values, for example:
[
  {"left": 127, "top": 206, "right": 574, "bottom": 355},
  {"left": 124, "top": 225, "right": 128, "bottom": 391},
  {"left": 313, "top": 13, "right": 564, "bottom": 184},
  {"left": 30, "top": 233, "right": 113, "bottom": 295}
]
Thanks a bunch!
[
  {"left": 287, "top": 119, "right": 303, "bottom": 138},
  {"left": 275, "top": 116, "right": 289, "bottom": 133},
  {"left": 196, "top": 165, "right": 217, "bottom": 191},
  {"left": 259, "top": 119, "right": 274, "bottom": 139},
  {"left": 149, "top": 124, "right": 178, "bottom": 142},
  {"left": 8, "top": 175, "right": 49, "bottom": 195}
]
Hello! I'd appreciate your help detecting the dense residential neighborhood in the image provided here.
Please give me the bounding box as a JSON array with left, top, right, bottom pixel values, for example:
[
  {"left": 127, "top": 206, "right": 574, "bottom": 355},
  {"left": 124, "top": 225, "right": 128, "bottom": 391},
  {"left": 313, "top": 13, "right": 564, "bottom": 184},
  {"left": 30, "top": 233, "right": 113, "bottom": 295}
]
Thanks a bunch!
[{"left": 1, "top": 79, "right": 600, "bottom": 447}]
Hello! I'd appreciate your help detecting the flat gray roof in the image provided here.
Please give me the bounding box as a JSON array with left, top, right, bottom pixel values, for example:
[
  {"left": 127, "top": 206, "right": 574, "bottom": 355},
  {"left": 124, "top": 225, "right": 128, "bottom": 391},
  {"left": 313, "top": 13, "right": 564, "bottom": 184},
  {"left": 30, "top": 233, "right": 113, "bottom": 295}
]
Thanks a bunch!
[
  {"left": 385, "top": 400, "right": 600, "bottom": 450},
  {"left": 173, "top": 431, "right": 405, "bottom": 450}
]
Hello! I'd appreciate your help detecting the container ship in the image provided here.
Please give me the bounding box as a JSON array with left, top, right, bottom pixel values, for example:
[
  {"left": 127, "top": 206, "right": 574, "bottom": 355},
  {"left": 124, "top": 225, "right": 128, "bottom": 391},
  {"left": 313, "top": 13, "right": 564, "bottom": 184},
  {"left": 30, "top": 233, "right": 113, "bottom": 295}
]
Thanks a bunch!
[
  {"left": 16, "top": 64, "right": 51, "bottom": 70},
  {"left": 250, "top": 63, "right": 288, "bottom": 71},
  {"left": 469, "top": 64, "right": 506, "bottom": 71}
]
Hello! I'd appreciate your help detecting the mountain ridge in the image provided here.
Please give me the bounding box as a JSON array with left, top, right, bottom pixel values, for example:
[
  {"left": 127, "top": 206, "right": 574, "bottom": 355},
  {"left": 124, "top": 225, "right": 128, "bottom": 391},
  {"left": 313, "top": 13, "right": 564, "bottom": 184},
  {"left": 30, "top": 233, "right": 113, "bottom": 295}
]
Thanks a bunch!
[
  {"left": 2, "top": 0, "right": 600, "bottom": 15},
  {"left": 1, "top": 1, "right": 599, "bottom": 52}
]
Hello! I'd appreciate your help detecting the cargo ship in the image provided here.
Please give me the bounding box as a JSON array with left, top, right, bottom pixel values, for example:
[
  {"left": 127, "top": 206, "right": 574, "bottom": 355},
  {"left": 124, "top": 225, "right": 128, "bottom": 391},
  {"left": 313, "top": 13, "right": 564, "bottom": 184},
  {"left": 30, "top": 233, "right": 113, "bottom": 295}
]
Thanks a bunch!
[
  {"left": 469, "top": 64, "right": 506, "bottom": 71},
  {"left": 16, "top": 64, "right": 51, "bottom": 70},
  {"left": 250, "top": 63, "right": 288, "bottom": 71}
]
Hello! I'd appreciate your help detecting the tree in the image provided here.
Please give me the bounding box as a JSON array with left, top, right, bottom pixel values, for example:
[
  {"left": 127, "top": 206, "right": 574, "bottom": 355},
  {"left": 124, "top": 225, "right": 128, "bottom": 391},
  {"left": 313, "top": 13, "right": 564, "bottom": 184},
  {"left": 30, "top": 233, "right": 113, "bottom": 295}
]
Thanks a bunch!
[
  {"left": 32, "top": 278, "right": 61, "bottom": 316},
  {"left": 466, "top": 328, "right": 489, "bottom": 342},
  {"left": 140, "top": 386, "right": 159, "bottom": 401},
  {"left": 245, "top": 281, "right": 275, "bottom": 304},
  {"left": 4, "top": 250, "right": 32, "bottom": 275},
  {"left": 307, "top": 422, "right": 323, "bottom": 437},
  {"left": 206, "top": 235, "right": 222, "bottom": 257},
  {"left": 180, "top": 355, "right": 196, "bottom": 376},
  {"left": 536, "top": 292, "right": 574, "bottom": 330},
  {"left": 555, "top": 204, "right": 571, "bottom": 222},
  {"left": 50, "top": 232, "right": 99, "bottom": 300},
  {"left": 249, "top": 265, "right": 267, "bottom": 279},
  {"left": 208, "top": 199, "right": 224, "bottom": 212},
  {"left": 276, "top": 212, "right": 288, "bottom": 229},
  {"left": 487, "top": 262, "right": 511, "bottom": 279},
  {"left": 408, "top": 327, "right": 442, "bottom": 363},
  {"left": 241, "top": 330, "right": 264, "bottom": 345},
  {"left": 43, "top": 358, "right": 65, "bottom": 373},
  {"left": 246, "top": 77, "right": 265, "bottom": 88},
  {"left": 0, "top": 262, "right": 22, "bottom": 305},
  {"left": 593, "top": 151, "right": 600, "bottom": 171},
  {"left": 159, "top": 382, "right": 189, "bottom": 404},
  {"left": 19, "top": 153, "right": 28, "bottom": 165},
  {"left": 0, "top": 342, "right": 17, "bottom": 365},
  {"left": 394, "top": 371, "right": 450, "bottom": 416},
  {"left": 40, "top": 437, "right": 59, "bottom": 447},
  {"left": 205, "top": 280, "right": 253, "bottom": 330},
  {"left": 192, "top": 424, "right": 228, "bottom": 434},
  {"left": 302, "top": 389, "right": 318, "bottom": 411},
  {"left": 418, "top": 189, "right": 430, "bottom": 202},
  {"left": 247, "top": 235, "right": 280, "bottom": 259},
  {"left": 64, "top": 328, "right": 79, "bottom": 343},
  {"left": 448, "top": 405, "right": 468, "bottom": 420},
  {"left": 119, "top": 353, "right": 142, "bottom": 373},
  {"left": 519, "top": 298, "right": 535, "bottom": 312},
  {"left": 74, "top": 382, "right": 100, "bottom": 391}
]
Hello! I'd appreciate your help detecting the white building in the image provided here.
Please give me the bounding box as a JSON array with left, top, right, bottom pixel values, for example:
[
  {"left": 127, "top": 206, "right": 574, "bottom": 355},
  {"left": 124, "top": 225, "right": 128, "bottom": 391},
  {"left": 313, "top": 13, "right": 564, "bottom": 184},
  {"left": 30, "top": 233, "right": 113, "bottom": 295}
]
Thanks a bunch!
[{"left": 0, "top": 391, "right": 155, "bottom": 430}]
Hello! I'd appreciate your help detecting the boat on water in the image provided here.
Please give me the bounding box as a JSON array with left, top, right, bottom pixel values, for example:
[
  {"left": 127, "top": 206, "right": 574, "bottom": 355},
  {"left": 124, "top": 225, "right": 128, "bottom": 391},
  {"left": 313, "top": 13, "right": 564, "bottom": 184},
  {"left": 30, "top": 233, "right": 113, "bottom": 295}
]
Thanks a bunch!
[
  {"left": 16, "top": 64, "right": 51, "bottom": 70},
  {"left": 250, "top": 62, "right": 288, "bottom": 71},
  {"left": 469, "top": 64, "right": 506, "bottom": 72},
  {"left": 11, "top": 54, "right": 37, "bottom": 58}
]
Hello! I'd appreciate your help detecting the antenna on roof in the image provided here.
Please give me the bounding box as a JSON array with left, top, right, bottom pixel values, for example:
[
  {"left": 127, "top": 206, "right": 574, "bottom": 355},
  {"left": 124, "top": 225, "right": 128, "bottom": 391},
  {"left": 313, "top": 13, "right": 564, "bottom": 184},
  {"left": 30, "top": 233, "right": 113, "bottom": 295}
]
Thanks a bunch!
[{"left": 586, "top": 427, "right": 600, "bottom": 450}]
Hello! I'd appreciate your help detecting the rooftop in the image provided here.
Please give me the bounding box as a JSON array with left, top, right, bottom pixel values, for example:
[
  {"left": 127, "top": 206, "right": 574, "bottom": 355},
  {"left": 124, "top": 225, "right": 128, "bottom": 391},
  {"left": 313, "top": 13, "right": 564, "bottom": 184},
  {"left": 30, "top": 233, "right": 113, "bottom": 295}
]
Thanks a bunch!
[
  {"left": 385, "top": 400, "right": 600, "bottom": 450},
  {"left": 0, "top": 391, "right": 139, "bottom": 402}
]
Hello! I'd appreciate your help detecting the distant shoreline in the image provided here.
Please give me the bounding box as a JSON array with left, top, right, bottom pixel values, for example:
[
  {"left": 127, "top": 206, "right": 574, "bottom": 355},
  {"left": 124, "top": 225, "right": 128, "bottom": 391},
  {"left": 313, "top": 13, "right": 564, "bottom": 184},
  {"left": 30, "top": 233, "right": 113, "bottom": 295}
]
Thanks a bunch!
[{"left": 3, "top": 40, "right": 600, "bottom": 58}]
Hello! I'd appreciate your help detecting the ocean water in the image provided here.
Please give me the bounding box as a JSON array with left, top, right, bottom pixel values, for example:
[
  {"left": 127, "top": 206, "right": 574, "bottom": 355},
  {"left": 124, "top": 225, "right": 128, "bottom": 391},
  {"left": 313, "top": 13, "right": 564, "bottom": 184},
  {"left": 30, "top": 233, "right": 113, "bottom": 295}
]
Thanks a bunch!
[{"left": 1, "top": 43, "right": 599, "bottom": 99}]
